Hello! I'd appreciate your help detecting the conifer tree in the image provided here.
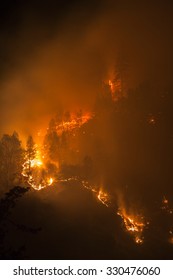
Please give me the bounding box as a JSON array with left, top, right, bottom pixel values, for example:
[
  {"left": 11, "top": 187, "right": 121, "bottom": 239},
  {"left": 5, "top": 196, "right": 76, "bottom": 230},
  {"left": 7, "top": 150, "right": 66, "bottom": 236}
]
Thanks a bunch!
[{"left": 26, "top": 135, "right": 36, "bottom": 175}]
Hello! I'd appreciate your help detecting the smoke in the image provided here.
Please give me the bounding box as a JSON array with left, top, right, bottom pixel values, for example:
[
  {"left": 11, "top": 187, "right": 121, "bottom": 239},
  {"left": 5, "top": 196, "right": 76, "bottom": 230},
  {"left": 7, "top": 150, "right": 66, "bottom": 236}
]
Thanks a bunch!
[{"left": 0, "top": 0, "right": 173, "bottom": 140}]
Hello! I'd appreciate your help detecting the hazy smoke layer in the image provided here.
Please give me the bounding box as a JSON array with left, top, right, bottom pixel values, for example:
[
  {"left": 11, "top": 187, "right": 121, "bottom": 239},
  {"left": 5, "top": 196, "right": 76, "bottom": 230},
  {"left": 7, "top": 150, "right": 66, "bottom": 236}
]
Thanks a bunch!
[{"left": 0, "top": 0, "right": 173, "bottom": 139}]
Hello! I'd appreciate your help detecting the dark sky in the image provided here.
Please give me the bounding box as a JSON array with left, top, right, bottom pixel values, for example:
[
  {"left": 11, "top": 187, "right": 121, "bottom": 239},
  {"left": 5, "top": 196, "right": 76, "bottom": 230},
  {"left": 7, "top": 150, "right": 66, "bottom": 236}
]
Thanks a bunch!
[{"left": 0, "top": 0, "right": 173, "bottom": 138}]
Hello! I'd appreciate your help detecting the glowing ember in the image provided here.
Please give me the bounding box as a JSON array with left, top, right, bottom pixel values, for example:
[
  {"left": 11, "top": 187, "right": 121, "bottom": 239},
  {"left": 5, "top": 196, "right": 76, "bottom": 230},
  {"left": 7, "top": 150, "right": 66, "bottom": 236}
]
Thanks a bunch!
[
  {"left": 117, "top": 209, "right": 146, "bottom": 244},
  {"left": 81, "top": 180, "right": 97, "bottom": 193},
  {"left": 168, "top": 229, "right": 173, "bottom": 244},
  {"left": 135, "top": 237, "right": 144, "bottom": 244},
  {"left": 163, "top": 196, "right": 168, "bottom": 204},
  {"left": 160, "top": 196, "right": 173, "bottom": 244},
  {"left": 161, "top": 196, "right": 173, "bottom": 214},
  {"left": 148, "top": 115, "right": 156, "bottom": 125}
]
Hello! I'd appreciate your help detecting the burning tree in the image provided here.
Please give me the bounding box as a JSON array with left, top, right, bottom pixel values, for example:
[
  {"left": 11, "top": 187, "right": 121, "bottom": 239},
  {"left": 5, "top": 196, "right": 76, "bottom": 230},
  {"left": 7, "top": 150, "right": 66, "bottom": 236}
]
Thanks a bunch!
[{"left": 25, "top": 136, "right": 36, "bottom": 177}]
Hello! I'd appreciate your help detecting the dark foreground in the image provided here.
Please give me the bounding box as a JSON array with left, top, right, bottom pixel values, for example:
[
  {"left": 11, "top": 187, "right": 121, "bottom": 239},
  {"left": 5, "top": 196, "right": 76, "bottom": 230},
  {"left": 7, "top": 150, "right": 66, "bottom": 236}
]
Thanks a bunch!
[{"left": 0, "top": 183, "right": 173, "bottom": 260}]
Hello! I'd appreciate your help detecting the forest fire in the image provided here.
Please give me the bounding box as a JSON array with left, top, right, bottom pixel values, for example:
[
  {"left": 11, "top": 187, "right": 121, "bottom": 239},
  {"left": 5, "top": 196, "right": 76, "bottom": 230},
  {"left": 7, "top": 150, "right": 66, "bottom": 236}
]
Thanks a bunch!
[
  {"left": 79, "top": 180, "right": 147, "bottom": 244},
  {"left": 0, "top": 0, "right": 173, "bottom": 262},
  {"left": 21, "top": 111, "right": 94, "bottom": 190},
  {"left": 117, "top": 209, "right": 146, "bottom": 244},
  {"left": 74, "top": 179, "right": 148, "bottom": 244}
]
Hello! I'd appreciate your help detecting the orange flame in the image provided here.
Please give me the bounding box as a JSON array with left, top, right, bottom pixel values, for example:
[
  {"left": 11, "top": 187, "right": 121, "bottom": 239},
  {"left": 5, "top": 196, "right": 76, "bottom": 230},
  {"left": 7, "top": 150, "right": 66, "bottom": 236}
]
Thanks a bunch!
[
  {"left": 56, "top": 112, "right": 93, "bottom": 134},
  {"left": 97, "top": 189, "right": 110, "bottom": 207},
  {"left": 117, "top": 209, "right": 146, "bottom": 244},
  {"left": 22, "top": 146, "right": 54, "bottom": 191}
]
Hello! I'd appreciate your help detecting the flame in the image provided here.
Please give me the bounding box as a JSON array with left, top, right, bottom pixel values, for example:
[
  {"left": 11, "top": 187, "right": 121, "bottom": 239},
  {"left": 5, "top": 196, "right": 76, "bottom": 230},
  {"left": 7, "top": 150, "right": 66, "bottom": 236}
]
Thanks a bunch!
[
  {"left": 30, "top": 158, "right": 43, "bottom": 167},
  {"left": 22, "top": 111, "right": 93, "bottom": 190},
  {"left": 22, "top": 146, "right": 55, "bottom": 191},
  {"left": 48, "top": 177, "right": 54, "bottom": 186},
  {"left": 50, "top": 176, "right": 148, "bottom": 244},
  {"left": 117, "top": 209, "right": 146, "bottom": 244},
  {"left": 81, "top": 180, "right": 146, "bottom": 244},
  {"left": 56, "top": 112, "right": 93, "bottom": 134},
  {"left": 97, "top": 189, "right": 110, "bottom": 207}
]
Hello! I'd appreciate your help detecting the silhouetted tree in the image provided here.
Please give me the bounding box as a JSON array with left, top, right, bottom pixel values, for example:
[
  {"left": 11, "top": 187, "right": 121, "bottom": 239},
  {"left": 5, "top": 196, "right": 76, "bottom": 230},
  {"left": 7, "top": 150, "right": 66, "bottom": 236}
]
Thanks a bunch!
[
  {"left": 0, "top": 132, "right": 24, "bottom": 192},
  {"left": 0, "top": 186, "right": 41, "bottom": 259},
  {"left": 44, "top": 119, "right": 60, "bottom": 164}
]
